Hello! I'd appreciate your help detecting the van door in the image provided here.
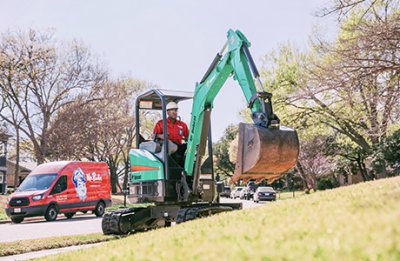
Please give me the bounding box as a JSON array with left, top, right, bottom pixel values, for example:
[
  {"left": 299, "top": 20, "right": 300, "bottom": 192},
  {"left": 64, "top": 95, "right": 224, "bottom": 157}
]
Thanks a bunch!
[{"left": 49, "top": 175, "right": 68, "bottom": 210}]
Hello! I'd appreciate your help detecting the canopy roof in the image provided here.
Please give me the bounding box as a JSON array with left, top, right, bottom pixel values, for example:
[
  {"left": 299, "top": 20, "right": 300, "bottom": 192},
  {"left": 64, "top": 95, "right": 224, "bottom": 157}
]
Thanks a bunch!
[{"left": 137, "top": 89, "right": 193, "bottom": 110}]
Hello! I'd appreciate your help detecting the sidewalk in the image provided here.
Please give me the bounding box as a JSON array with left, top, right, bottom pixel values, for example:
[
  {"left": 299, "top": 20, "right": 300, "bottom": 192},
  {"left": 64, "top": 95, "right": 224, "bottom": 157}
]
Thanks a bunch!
[{"left": 0, "top": 243, "right": 102, "bottom": 261}]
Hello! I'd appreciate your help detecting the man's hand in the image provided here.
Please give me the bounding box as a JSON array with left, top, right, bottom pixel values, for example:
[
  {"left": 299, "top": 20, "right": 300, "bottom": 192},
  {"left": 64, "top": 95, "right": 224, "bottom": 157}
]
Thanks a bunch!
[{"left": 151, "top": 133, "right": 164, "bottom": 140}]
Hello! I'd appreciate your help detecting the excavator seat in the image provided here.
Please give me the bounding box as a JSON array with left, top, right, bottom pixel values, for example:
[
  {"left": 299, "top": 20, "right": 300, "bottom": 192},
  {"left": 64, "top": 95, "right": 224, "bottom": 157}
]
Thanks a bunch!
[
  {"left": 139, "top": 140, "right": 178, "bottom": 162},
  {"left": 139, "top": 141, "right": 162, "bottom": 153},
  {"left": 231, "top": 123, "right": 299, "bottom": 184}
]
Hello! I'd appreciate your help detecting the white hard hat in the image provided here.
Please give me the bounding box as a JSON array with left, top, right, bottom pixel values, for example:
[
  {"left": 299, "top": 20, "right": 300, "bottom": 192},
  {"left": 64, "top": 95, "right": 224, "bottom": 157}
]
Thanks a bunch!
[{"left": 166, "top": 101, "right": 178, "bottom": 110}]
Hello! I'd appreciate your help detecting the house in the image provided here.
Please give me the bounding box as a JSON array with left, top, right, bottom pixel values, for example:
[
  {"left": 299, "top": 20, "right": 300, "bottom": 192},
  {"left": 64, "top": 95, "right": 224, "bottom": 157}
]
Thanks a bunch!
[
  {"left": 6, "top": 160, "right": 37, "bottom": 188},
  {"left": 337, "top": 172, "right": 364, "bottom": 186}
]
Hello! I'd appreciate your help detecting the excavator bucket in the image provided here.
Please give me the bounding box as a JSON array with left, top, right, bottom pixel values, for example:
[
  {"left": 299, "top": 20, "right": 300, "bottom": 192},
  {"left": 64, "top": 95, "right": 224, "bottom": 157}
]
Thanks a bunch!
[{"left": 230, "top": 123, "right": 299, "bottom": 184}]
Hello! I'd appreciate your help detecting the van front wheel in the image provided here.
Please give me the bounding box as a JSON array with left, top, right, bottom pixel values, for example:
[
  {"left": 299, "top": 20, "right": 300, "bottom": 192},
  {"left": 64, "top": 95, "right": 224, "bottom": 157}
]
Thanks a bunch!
[
  {"left": 94, "top": 202, "right": 105, "bottom": 217},
  {"left": 45, "top": 205, "right": 58, "bottom": 221}
]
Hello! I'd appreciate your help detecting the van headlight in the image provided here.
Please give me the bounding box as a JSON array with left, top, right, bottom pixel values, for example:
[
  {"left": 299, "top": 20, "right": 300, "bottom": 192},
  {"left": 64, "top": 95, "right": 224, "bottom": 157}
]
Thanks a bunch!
[{"left": 32, "top": 194, "right": 44, "bottom": 201}]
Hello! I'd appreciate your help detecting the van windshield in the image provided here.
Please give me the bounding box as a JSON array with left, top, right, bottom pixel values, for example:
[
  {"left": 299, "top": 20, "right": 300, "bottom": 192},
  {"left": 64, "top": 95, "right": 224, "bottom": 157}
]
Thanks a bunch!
[{"left": 17, "top": 174, "right": 58, "bottom": 192}]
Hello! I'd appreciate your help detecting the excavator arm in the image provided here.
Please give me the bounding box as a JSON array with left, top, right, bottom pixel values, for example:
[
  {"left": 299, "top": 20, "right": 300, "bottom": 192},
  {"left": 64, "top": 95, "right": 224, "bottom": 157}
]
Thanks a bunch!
[{"left": 184, "top": 29, "right": 299, "bottom": 194}]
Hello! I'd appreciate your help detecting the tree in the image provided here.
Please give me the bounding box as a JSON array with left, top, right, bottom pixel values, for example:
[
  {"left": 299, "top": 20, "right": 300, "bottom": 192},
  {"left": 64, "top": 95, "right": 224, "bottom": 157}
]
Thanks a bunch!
[
  {"left": 0, "top": 29, "right": 106, "bottom": 164},
  {"left": 309, "top": 5, "right": 400, "bottom": 177},
  {"left": 319, "top": 0, "right": 397, "bottom": 21},
  {"left": 47, "top": 78, "right": 147, "bottom": 193},
  {"left": 213, "top": 125, "right": 238, "bottom": 178},
  {"left": 258, "top": 2, "right": 400, "bottom": 180},
  {"left": 297, "top": 136, "right": 335, "bottom": 190},
  {"left": 0, "top": 94, "right": 24, "bottom": 187},
  {"left": 325, "top": 132, "right": 372, "bottom": 181},
  {"left": 371, "top": 129, "right": 400, "bottom": 177}
]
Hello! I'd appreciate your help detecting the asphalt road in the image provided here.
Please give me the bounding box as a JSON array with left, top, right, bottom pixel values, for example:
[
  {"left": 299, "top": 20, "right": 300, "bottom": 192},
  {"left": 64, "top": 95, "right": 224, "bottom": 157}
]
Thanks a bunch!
[
  {"left": 0, "top": 198, "right": 263, "bottom": 243},
  {"left": 0, "top": 214, "right": 103, "bottom": 243}
]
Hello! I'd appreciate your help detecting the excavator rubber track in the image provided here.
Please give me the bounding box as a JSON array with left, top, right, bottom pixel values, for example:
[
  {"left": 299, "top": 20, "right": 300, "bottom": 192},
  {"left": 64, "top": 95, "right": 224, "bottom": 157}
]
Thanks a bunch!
[
  {"left": 231, "top": 123, "right": 299, "bottom": 184},
  {"left": 102, "top": 203, "right": 242, "bottom": 235},
  {"left": 176, "top": 205, "right": 234, "bottom": 223},
  {"left": 102, "top": 207, "right": 159, "bottom": 235},
  {"left": 102, "top": 208, "right": 141, "bottom": 235}
]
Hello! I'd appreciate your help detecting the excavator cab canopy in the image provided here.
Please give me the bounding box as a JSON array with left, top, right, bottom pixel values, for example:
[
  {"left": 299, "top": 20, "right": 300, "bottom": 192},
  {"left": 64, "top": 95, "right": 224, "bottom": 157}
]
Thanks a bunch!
[
  {"left": 135, "top": 88, "right": 193, "bottom": 150},
  {"left": 136, "top": 89, "right": 193, "bottom": 111},
  {"left": 134, "top": 88, "right": 194, "bottom": 162}
]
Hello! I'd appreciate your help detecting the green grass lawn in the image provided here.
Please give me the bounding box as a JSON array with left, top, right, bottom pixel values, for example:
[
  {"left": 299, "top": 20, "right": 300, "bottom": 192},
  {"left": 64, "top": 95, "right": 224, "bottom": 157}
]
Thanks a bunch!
[
  {"left": 41, "top": 176, "right": 400, "bottom": 261},
  {"left": 0, "top": 233, "right": 117, "bottom": 256}
]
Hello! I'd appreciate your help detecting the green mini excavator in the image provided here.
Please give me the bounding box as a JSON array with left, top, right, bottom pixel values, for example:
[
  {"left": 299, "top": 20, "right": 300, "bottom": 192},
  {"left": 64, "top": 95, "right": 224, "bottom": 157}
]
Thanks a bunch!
[{"left": 102, "top": 29, "right": 299, "bottom": 235}]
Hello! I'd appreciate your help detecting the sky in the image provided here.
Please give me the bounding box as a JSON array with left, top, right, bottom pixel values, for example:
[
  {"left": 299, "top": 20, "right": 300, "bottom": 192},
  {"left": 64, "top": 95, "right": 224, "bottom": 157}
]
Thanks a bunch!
[{"left": 0, "top": 0, "right": 336, "bottom": 141}]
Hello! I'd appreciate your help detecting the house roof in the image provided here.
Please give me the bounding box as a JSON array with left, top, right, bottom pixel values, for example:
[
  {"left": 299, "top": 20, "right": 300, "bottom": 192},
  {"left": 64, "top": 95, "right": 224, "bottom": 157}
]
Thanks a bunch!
[{"left": 7, "top": 160, "right": 37, "bottom": 172}]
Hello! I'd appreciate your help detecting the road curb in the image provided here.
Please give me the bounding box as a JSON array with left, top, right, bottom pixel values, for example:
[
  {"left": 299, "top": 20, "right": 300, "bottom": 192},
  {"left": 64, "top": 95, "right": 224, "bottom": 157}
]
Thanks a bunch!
[{"left": 0, "top": 212, "right": 90, "bottom": 225}]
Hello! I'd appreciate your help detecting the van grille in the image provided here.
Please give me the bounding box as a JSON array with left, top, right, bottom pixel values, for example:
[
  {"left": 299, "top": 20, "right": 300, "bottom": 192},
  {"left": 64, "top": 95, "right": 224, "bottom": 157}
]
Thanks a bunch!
[{"left": 9, "top": 197, "right": 30, "bottom": 207}]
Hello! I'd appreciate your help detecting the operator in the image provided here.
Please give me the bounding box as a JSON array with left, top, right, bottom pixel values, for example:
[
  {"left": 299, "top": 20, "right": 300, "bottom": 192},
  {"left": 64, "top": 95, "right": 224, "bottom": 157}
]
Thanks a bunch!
[
  {"left": 153, "top": 101, "right": 189, "bottom": 166},
  {"left": 153, "top": 101, "right": 189, "bottom": 144}
]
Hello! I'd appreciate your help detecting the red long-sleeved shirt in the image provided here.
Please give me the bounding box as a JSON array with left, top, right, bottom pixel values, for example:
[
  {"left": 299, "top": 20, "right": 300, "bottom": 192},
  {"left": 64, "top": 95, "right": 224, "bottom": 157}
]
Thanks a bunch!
[{"left": 153, "top": 118, "right": 189, "bottom": 144}]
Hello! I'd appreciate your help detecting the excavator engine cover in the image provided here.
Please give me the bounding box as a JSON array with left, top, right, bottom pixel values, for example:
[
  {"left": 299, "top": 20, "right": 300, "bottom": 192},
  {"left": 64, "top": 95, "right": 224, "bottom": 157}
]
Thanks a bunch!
[{"left": 231, "top": 123, "right": 299, "bottom": 184}]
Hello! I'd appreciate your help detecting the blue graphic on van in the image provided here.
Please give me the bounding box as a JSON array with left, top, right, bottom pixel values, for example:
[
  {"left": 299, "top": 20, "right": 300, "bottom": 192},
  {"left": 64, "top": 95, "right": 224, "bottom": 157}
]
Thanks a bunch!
[{"left": 72, "top": 168, "right": 87, "bottom": 201}]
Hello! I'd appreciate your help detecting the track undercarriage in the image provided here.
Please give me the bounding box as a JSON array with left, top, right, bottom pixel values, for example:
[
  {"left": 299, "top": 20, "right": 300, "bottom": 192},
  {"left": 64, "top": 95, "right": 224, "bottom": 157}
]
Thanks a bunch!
[{"left": 102, "top": 202, "right": 242, "bottom": 235}]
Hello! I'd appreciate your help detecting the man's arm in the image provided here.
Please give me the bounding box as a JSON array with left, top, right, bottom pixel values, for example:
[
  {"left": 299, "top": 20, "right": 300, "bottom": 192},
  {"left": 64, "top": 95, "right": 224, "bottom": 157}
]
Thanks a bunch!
[
  {"left": 152, "top": 120, "right": 164, "bottom": 140},
  {"left": 183, "top": 122, "right": 189, "bottom": 139}
]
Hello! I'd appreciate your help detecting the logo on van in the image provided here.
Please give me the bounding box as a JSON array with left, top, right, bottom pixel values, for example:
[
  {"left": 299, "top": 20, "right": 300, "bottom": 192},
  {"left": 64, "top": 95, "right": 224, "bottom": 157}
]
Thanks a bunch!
[
  {"left": 86, "top": 172, "right": 102, "bottom": 182},
  {"left": 72, "top": 168, "right": 87, "bottom": 201}
]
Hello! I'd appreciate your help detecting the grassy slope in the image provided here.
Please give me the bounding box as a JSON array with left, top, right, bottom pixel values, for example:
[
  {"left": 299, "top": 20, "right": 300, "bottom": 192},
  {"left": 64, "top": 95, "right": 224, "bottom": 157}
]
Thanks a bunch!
[{"left": 42, "top": 177, "right": 400, "bottom": 261}]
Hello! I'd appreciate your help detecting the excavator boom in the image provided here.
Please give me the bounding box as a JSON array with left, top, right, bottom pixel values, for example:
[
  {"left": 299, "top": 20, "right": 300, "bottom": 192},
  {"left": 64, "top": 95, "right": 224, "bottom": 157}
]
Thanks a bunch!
[{"left": 185, "top": 29, "right": 299, "bottom": 189}]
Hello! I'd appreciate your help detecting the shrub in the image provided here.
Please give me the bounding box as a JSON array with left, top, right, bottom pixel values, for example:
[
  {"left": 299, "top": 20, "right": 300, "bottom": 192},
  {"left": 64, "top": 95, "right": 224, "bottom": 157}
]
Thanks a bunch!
[{"left": 316, "top": 177, "right": 338, "bottom": 190}]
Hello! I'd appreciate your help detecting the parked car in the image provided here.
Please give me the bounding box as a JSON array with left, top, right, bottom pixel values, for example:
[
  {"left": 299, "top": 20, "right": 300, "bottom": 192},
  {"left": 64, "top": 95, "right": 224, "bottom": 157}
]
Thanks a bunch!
[
  {"left": 239, "top": 187, "right": 246, "bottom": 199},
  {"left": 243, "top": 181, "right": 259, "bottom": 200},
  {"left": 6, "top": 161, "right": 112, "bottom": 223},
  {"left": 220, "top": 186, "right": 231, "bottom": 198},
  {"left": 239, "top": 187, "right": 252, "bottom": 200},
  {"left": 253, "top": 186, "right": 276, "bottom": 203},
  {"left": 230, "top": 187, "right": 243, "bottom": 199}
]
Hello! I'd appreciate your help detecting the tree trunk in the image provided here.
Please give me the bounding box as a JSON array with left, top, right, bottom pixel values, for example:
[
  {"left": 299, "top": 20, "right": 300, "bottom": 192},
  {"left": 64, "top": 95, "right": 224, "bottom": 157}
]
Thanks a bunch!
[
  {"left": 107, "top": 159, "right": 119, "bottom": 194},
  {"left": 34, "top": 140, "right": 45, "bottom": 165},
  {"left": 13, "top": 127, "right": 20, "bottom": 188},
  {"left": 356, "top": 154, "right": 370, "bottom": 181},
  {"left": 295, "top": 161, "right": 315, "bottom": 190}
]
